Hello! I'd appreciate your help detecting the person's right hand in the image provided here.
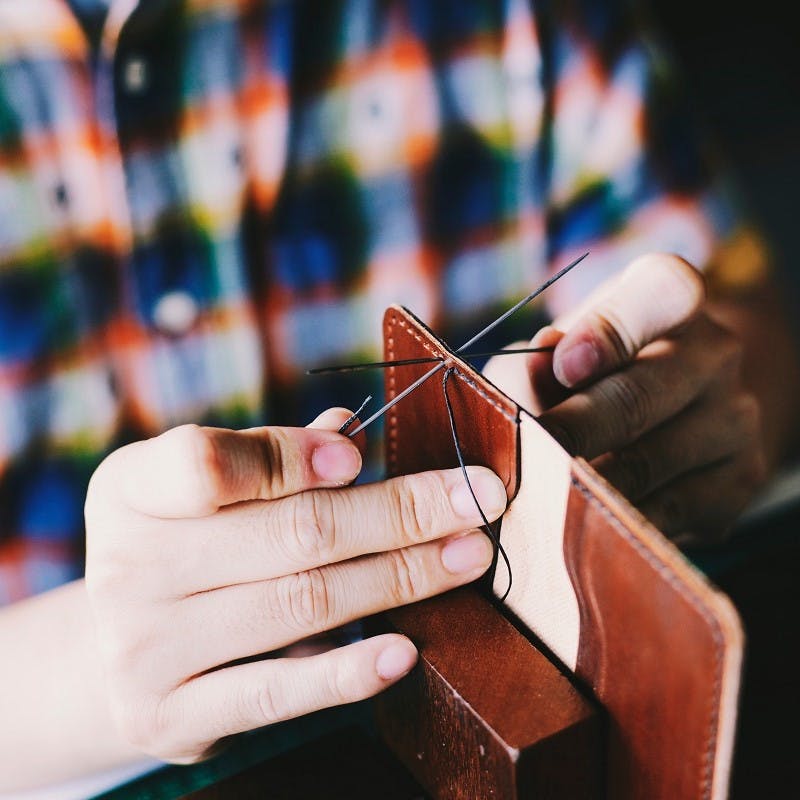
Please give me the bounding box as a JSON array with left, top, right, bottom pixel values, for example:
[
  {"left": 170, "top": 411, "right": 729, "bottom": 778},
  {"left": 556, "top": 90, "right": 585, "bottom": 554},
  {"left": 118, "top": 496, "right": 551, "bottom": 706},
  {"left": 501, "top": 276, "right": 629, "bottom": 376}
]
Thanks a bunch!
[{"left": 84, "top": 408, "right": 505, "bottom": 765}]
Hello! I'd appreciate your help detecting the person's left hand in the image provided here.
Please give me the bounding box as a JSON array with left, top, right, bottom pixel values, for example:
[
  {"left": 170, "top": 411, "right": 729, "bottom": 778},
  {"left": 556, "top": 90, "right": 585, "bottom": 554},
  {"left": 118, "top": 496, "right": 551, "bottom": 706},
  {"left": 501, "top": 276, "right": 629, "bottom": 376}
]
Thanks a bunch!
[{"left": 485, "top": 253, "right": 767, "bottom": 544}]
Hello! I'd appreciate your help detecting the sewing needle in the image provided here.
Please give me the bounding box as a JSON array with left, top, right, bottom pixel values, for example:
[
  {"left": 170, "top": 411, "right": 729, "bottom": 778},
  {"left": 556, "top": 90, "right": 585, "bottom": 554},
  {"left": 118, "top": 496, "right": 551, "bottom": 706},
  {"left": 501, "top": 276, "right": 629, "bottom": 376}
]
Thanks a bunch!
[{"left": 344, "top": 251, "right": 588, "bottom": 437}]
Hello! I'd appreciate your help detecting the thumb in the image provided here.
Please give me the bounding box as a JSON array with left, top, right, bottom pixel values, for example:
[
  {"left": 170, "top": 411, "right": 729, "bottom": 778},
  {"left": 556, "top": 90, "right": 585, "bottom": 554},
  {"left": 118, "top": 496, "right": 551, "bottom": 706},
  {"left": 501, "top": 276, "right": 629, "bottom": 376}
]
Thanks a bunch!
[
  {"left": 307, "top": 406, "right": 368, "bottom": 458},
  {"left": 99, "top": 420, "right": 363, "bottom": 519},
  {"left": 552, "top": 253, "right": 705, "bottom": 388},
  {"left": 526, "top": 325, "right": 569, "bottom": 411}
]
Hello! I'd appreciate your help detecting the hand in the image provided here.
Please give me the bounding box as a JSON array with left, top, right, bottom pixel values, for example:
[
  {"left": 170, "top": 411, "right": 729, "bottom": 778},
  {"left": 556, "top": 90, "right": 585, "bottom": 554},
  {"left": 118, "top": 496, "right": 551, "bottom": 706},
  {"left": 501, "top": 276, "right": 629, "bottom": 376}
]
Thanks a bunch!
[
  {"left": 487, "top": 253, "right": 767, "bottom": 543},
  {"left": 84, "top": 409, "right": 505, "bottom": 764}
]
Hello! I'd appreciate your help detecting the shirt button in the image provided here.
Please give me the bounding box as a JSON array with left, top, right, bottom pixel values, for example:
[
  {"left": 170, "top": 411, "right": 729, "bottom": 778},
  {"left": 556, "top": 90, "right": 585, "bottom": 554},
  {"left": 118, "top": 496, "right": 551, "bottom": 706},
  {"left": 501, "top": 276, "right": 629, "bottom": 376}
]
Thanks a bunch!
[
  {"left": 153, "top": 291, "right": 199, "bottom": 336},
  {"left": 122, "top": 56, "right": 149, "bottom": 94}
]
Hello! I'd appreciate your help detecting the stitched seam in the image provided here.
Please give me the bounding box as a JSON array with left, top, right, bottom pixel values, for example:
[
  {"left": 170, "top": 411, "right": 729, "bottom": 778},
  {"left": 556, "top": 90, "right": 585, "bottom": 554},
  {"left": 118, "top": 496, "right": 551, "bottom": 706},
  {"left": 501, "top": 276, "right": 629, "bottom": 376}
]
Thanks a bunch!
[
  {"left": 386, "top": 316, "right": 516, "bottom": 476},
  {"left": 451, "top": 369, "right": 517, "bottom": 497},
  {"left": 393, "top": 318, "right": 516, "bottom": 421},
  {"left": 450, "top": 367, "right": 517, "bottom": 423},
  {"left": 571, "top": 478, "right": 723, "bottom": 799},
  {"left": 387, "top": 318, "right": 399, "bottom": 473}
]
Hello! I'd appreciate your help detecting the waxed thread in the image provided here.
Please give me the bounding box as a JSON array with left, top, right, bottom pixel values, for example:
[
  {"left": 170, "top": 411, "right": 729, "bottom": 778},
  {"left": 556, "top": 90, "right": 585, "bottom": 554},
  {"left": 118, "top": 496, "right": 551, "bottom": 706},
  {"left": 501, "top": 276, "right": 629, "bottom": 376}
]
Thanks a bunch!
[
  {"left": 314, "top": 254, "right": 587, "bottom": 596},
  {"left": 442, "top": 366, "right": 513, "bottom": 601}
]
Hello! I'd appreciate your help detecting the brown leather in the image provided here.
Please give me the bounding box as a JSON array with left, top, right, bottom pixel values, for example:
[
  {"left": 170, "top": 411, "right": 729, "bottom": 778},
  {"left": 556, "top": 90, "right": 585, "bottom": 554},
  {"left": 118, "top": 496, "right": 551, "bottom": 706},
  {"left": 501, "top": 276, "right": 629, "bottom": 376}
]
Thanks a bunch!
[
  {"left": 380, "top": 305, "right": 744, "bottom": 799},
  {"left": 565, "top": 461, "right": 740, "bottom": 798},
  {"left": 383, "top": 307, "right": 520, "bottom": 499},
  {"left": 376, "top": 588, "right": 604, "bottom": 800}
]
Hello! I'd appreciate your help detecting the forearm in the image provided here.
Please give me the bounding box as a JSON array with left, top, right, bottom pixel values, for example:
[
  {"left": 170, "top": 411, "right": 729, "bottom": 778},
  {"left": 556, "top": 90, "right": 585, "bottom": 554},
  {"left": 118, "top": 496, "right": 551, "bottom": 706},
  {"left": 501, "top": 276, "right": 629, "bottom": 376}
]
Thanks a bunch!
[{"left": 0, "top": 579, "right": 141, "bottom": 791}]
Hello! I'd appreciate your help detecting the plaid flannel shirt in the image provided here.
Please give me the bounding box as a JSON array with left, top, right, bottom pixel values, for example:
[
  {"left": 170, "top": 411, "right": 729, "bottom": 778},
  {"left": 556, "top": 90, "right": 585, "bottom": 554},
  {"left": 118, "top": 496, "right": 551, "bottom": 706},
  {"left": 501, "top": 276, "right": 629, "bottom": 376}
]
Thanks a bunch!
[{"left": 0, "top": 0, "right": 740, "bottom": 603}]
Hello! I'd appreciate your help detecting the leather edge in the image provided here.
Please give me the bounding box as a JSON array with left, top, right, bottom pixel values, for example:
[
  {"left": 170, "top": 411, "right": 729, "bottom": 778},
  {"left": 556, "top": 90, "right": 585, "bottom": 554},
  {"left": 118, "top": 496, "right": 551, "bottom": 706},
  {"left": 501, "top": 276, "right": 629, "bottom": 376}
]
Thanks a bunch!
[
  {"left": 570, "top": 457, "right": 744, "bottom": 798},
  {"left": 383, "top": 304, "right": 521, "bottom": 499}
]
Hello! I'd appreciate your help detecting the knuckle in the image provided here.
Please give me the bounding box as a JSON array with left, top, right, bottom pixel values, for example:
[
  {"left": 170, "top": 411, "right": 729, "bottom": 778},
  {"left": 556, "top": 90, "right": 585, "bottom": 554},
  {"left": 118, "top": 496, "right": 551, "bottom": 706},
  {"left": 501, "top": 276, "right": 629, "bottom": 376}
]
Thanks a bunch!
[
  {"left": 326, "top": 660, "right": 355, "bottom": 707},
  {"left": 171, "top": 424, "right": 227, "bottom": 507},
  {"left": 394, "top": 475, "right": 437, "bottom": 541},
  {"left": 288, "top": 491, "right": 337, "bottom": 564},
  {"left": 257, "top": 428, "right": 292, "bottom": 497},
  {"left": 279, "top": 568, "right": 333, "bottom": 632},
  {"left": 666, "top": 256, "right": 707, "bottom": 311},
  {"left": 541, "top": 415, "right": 583, "bottom": 456},
  {"left": 252, "top": 681, "right": 283, "bottom": 725},
  {"left": 612, "top": 447, "right": 655, "bottom": 501},
  {"left": 385, "top": 547, "right": 421, "bottom": 606},
  {"left": 604, "top": 373, "right": 653, "bottom": 441},
  {"left": 593, "top": 309, "right": 638, "bottom": 363}
]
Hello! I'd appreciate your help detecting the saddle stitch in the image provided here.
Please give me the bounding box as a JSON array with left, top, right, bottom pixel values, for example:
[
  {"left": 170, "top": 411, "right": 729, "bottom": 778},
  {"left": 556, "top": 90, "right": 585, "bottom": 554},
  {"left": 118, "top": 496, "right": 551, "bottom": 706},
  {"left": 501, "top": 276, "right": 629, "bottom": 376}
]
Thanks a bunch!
[{"left": 571, "top": 477, "right": 723, "bottom": 800}]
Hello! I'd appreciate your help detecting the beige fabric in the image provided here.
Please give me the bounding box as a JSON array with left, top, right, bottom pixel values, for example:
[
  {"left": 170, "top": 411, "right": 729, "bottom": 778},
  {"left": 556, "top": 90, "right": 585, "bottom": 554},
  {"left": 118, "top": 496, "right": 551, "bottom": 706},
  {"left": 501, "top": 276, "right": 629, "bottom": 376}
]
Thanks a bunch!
[{"left": 494, "top": 412, "right": 580, "bottom": 671}]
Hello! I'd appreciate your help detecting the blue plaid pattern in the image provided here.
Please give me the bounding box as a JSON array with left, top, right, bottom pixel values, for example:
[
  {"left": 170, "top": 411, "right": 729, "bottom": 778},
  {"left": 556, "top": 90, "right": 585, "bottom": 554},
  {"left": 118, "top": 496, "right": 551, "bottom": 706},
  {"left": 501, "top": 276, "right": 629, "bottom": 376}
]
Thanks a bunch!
[{"left": 0, "top": 0, "right": 741, "bottom": 603}]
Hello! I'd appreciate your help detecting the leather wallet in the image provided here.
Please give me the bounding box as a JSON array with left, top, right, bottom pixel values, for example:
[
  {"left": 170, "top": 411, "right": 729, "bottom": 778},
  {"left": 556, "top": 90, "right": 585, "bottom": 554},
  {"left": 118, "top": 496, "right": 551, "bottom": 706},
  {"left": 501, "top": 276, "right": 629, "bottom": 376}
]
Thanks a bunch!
[{"left": 381, "top": 305, "right": 743, "bottom": 799}]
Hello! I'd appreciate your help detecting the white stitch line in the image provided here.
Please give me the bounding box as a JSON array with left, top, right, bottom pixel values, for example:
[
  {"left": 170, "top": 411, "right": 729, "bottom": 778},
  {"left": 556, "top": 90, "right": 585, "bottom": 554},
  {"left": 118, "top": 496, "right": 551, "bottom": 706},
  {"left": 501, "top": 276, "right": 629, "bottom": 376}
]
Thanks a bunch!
[
  {"left": 451, "top": 368, "right": 517, "bottom": 423},
  {"left": 571, "top": 478, "right": 723, "bottom": 800},
  {"left": 394, "top": 318, "right": 517, "bottom": 422},
  {"left": 387, "top": 319, "right": 399, "bottom": 471},
  {"left": 451, "top": 369, "right": 518, "bottom": 502},
  {"left": 387, "top": 317, "right": 518, "bottom": 480},
  {"left": 387, "top": 315, "right": 519, "bottom": 505}
]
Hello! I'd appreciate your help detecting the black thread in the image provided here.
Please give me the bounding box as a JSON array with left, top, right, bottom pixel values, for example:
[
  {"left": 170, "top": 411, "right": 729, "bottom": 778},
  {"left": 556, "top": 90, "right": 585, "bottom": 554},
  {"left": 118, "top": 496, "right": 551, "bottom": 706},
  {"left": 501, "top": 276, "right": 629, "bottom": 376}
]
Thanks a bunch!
[
  {"left": 306, "top": 347, "right": 554, "bottom": 375},
  {"left": 309, "top": 356, "right": 444, "bottom": 375},
  {"left": 456, "top": 251, "right": 588, "bottom": 352},
  {"left": 341, "top": 251, "right": 588, "bottom": 438},
  {"left": 442, "top": 366, "right": 513, "bottom": 601},
  {"left": 338, "top": 394, "right": 372, "bottom": 435},
  {"left": 312, "top": 253, "right": 588, "bottom": 598}
]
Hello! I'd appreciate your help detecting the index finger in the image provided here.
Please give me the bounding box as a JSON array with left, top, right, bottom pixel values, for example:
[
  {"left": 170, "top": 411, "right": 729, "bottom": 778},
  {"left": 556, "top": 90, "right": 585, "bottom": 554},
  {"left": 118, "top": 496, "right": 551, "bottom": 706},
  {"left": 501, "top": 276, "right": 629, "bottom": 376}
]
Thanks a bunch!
[
  {"left": 169, "top": 465, "right": 507, "bottom": 593},
  {"left": 551, "top": 253, "right": 706, "bottom": 388}
]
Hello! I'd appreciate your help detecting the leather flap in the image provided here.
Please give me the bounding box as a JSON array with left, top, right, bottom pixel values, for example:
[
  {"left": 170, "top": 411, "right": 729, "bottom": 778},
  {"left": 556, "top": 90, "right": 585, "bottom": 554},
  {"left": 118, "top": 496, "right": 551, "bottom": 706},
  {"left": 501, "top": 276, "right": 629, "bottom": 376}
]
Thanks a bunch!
[
  {"left": 382, "top": 304, "right": 743, "bottom": 800},
  {"left": 383, "top": 306, "right": 519, "bottom": 498}
]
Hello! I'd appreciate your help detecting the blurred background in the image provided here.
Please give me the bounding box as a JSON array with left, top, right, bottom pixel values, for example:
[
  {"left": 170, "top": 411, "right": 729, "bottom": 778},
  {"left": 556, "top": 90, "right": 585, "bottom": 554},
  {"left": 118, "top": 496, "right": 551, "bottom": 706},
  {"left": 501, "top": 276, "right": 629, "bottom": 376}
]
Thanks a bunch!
[
  {"left": 654, "top": 0, "right": 800, "bottom": 310},
  {"left": 651, "top": 4, "right": 800, "bottom": 795}
]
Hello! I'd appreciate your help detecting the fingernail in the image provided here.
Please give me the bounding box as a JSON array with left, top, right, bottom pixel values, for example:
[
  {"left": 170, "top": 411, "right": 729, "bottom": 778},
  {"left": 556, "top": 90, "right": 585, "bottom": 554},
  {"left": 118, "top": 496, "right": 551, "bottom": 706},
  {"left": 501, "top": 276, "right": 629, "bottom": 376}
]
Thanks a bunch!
[
  {"left": 441, "top": 531, "right": 494, "bottom": 574},
  {"left": 555, "top": 341, "right": 600, "bottom": 387},
  {"left": 449, "top": 467, "right": 507, "bottom": 521},
  {"left": 375, "top": 639, "right": 418, "bottom": 680},
  {"left": 312, "top": 441, "right": 362, "bottom": 484},
  {"left": 530, "top": 325, "right": 563, "bottom": 348}
]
